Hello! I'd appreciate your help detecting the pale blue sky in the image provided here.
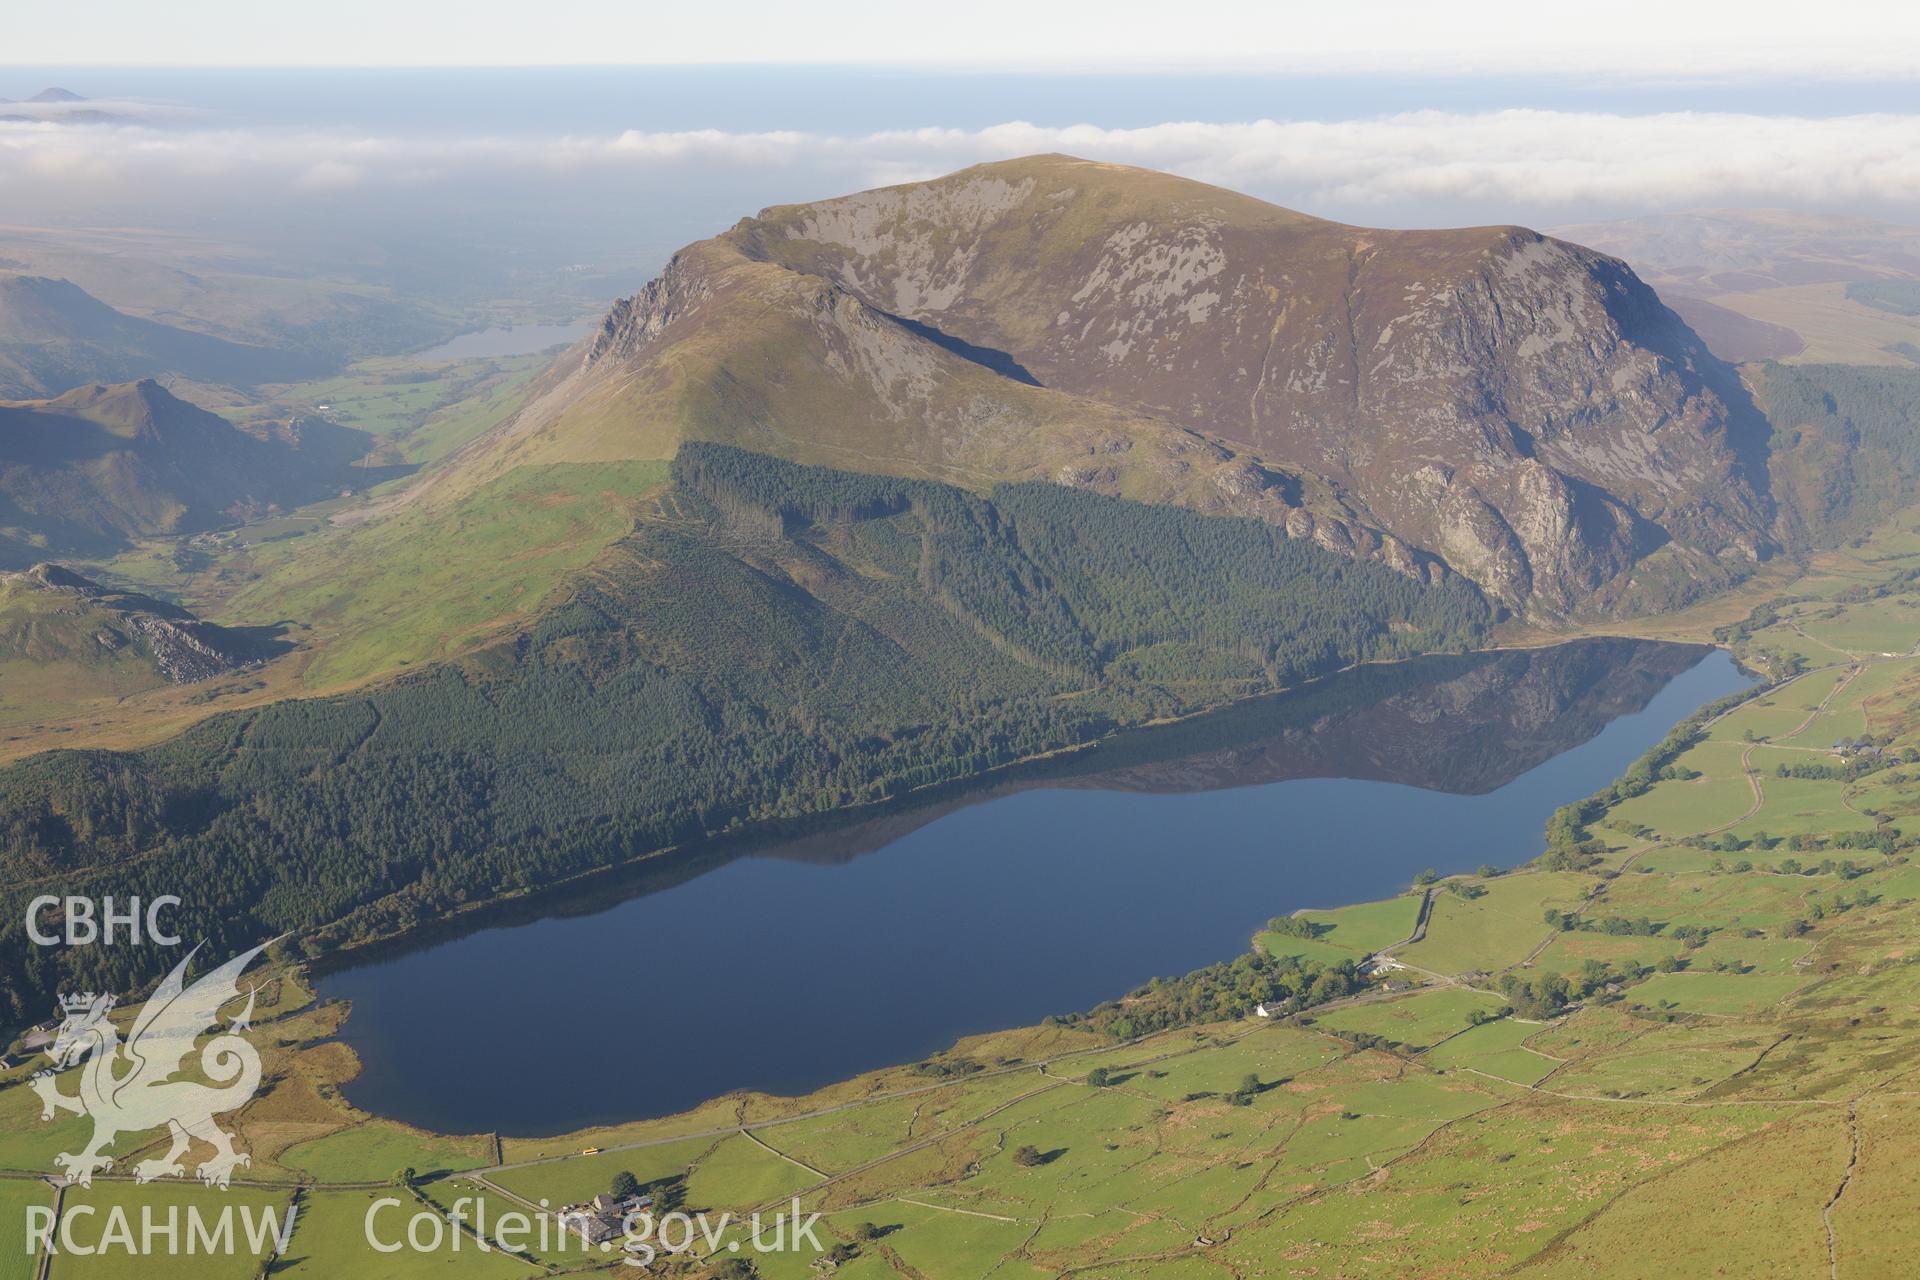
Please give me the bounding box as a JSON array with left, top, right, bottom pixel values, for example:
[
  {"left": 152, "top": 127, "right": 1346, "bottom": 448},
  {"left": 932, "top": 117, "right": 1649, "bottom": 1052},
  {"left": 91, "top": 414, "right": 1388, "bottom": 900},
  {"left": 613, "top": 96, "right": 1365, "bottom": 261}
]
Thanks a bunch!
[
  {"left": 8, "top": 0, "right": 1919, "bottom": 77},
  {"left": 4, "top": 3, "right": 1917, "bottom": 294}
]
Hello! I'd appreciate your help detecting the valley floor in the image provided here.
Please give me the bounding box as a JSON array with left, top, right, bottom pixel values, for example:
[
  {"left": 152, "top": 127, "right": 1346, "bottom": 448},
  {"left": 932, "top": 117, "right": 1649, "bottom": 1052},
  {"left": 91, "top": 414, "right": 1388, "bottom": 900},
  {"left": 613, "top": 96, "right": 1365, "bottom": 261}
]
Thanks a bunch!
[{"left": 15, "top": 497, "right": 1920, "bottom": 1277}]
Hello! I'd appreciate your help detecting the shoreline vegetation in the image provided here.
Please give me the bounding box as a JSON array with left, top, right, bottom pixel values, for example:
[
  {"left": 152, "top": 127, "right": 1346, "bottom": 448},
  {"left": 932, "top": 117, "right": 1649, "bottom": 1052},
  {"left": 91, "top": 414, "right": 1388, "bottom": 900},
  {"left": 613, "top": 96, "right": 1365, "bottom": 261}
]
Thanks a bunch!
[{"left": 20, "top": 524, "right": 1920, "bottom": 1270}]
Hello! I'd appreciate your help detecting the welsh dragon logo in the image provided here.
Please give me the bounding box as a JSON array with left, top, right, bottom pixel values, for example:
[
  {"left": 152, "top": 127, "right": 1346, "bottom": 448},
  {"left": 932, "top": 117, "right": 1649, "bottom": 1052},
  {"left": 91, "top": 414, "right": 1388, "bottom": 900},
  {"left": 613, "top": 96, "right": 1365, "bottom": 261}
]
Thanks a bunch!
[{"left": 30, "top": 940, "right": 271, "bottom": 1189}]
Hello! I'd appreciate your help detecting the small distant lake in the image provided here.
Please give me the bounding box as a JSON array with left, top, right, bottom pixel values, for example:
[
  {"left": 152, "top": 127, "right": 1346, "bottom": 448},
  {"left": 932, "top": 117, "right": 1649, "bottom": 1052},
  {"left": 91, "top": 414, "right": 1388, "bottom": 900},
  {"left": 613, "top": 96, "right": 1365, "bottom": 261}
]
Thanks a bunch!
[
  {"left": 413, "top": 322, "right": 594, "bottom": 361},
  {"left": 322, "top": 640, "right": 1750, "bottom": 1136}
]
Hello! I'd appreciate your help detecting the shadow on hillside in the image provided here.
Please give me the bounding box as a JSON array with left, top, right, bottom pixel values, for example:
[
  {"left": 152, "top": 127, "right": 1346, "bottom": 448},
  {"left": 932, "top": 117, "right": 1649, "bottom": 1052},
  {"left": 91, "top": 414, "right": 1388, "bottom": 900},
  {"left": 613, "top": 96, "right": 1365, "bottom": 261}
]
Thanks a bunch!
[{"left": 881, "top": 310, "right": 1042, "bottom": 386}]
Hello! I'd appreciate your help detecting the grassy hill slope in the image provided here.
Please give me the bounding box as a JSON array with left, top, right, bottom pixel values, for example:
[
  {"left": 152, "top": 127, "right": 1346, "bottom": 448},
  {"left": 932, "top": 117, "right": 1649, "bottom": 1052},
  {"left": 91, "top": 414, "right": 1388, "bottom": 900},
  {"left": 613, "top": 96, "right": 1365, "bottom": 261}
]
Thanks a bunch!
[
  {"left": 0, "top": 563, "right": 284, "bottom": 731},
  {"left": 424, "top": 156, "right": 1771, "bottom": 620},
  {"left": 0, "top": 443, "right": 1490, "bottom": 1018}
]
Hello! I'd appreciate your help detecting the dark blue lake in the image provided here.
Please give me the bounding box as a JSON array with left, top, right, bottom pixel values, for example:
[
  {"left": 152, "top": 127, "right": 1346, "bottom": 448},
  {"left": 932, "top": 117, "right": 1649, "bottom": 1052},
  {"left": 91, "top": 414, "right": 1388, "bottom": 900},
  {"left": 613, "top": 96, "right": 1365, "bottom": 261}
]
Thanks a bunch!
[{"left": 323, "top": 639, "right": 1749, "bottom": 1135}]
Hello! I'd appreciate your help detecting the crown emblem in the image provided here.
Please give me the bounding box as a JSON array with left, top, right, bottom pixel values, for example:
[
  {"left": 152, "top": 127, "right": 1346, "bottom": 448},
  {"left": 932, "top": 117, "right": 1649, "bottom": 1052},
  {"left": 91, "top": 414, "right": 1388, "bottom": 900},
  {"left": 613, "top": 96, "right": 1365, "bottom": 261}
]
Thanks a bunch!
[{"left": 32, "top": 939, "right": 275, "bottom": 1191}]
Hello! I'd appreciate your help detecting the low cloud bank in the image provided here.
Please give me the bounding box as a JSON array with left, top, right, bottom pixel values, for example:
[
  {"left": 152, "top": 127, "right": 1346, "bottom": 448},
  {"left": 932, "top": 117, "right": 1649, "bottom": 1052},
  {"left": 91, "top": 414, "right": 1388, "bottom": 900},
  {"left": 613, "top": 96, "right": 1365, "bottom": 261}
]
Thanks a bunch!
[{"left": 4, "top": 109, "right": 1917, "bottom": 220}]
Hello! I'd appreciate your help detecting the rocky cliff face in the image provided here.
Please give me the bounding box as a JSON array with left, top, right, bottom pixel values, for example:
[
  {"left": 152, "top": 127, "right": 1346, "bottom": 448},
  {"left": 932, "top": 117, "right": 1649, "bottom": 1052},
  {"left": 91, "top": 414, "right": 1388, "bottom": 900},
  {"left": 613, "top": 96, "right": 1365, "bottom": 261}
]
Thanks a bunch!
[
  {"left": 4, "top": 563, "right": 277, "bottom": 682},
  {"left": 491, "top": 235, "right": 1429, "bottom": 576},
  {"left": 732, "top": 157, "right": 1775, "bottom": 615},
  {"left": 504, "top": 156, "right": 1777, "bottom": 619}
]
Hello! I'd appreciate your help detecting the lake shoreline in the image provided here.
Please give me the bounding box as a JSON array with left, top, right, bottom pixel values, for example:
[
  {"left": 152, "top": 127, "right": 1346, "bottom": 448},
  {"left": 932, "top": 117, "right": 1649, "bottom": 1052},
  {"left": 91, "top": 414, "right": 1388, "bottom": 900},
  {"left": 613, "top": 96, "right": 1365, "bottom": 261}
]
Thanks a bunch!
[
  {"left": 313, "top": 635, "right": 1731, "bottom": 982},
  {"left": 322, "top": 638, "right": 1752, "bottom": 1135}
]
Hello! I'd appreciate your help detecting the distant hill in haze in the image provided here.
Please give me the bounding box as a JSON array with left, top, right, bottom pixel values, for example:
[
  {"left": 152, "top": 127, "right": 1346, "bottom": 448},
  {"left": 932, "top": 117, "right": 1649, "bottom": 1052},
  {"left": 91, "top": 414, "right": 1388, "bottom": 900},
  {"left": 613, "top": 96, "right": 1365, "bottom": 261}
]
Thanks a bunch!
[
  {"left": 1552, "top": 209, "right": 1920, "bottom": 367},
  {"left": 0, "top": 226, "right": 465, "bottom": 368},
  {"left": 0, "top": 90, "right": 86, "bottom": 105},
  {"left": 457, "top": 155, "right": 1774, "bottom": 619},
  {"left": 0, "top": 274, "right": 329, "bottom": 397},
  {"left": 0, "top": 89, "right": 128, "bottom": 125},
  {"left": 0, "top": 379, "right": 369, "bottom": 567}
]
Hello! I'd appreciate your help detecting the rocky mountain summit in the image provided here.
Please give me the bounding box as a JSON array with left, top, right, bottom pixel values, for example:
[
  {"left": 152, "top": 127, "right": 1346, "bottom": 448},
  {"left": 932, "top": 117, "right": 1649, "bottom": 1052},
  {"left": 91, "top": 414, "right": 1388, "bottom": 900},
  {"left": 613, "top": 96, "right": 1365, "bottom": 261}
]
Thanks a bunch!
[{"left": 482, "top": 156, "right": 1780, "bottom": 619}]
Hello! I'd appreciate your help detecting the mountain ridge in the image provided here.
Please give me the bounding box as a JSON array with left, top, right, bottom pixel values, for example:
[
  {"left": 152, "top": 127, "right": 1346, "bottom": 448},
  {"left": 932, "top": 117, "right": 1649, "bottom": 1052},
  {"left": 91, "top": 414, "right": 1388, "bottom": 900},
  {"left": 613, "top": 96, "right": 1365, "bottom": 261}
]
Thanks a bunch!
[
  {"left": 0, "top": 378, "right": 370, "bottom": 567},
  {"left": 0, "top": 272, "right": 327, "bottom": 396},
  {"left": 434, "top": 155, "right": 1777, "bottom": 620}
]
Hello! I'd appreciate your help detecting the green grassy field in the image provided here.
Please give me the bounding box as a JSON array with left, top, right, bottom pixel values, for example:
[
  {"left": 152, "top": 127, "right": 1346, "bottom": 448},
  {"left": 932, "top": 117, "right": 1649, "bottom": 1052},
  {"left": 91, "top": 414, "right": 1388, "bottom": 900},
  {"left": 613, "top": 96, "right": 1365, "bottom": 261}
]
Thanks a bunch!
[
  {"left": 221, "top": 460, "right": 667, "bottom": 687},
  {"left": 1397, "top": 873, "right": 1591, "bottom": 975},
  {"left": 1313, "top": 986, "right": 1506, "bottom": 1050},
  {"left": 0, "top": 1180, "right": 52, "bottom": 1280},
  {"left": 1544, "top": 1019, "right": 1789, "bottom": 1099},
  {"left": 1707, "top": 665, "right": 1847, "bottom": 742},
  {"left": 1423, "top": 1016, "right": 1561, "bottom": 1085},
  {"left": 41, "top": 1183, "right": 292, "bottom": 1280},
  {"left": 1626, "top": 970, "right": 1812, "bottom": 1016},
  {"left": 280, "top": 1122, "right": 490, "bottom": 1184},
  {"left": 246, "top": 353, "right": 547, "bottom": 467},
  {"left": 1291, "top": 894, "right": 1425, "bottom": 952},
  {"left": 1733, "top": 763, "right": 1878, "bottom": 838},
  {"left": 1608, "top": 740, "right": 1758, "bottom": 837},
  {"left": 488, "top": 1135, "right": 720, "bottom": 1207},
  {"left": 274, "top": 1188, "right": 535, "bottom": 1279},
  {"left": 1251, "top": 932, "right": 1366, "bottom": 966},
  {"left": 414, "top": 1177, "right": 612, "bottom": 1267},
  {"left": 1257, "top": 893, "right": 1423, "bottom": 963},
  {"left": 683, "top": 1134, "right": 821, "bottom": 1210},
  {"left": 1804, "top": 659, "right": 1918, "bottom": 742},
  {"left": 819, "top": 1200, "right": 1049, "bottom": 1280},
  {"left": 1793, "top": 602, "right": 1920, "bottom": 657}
]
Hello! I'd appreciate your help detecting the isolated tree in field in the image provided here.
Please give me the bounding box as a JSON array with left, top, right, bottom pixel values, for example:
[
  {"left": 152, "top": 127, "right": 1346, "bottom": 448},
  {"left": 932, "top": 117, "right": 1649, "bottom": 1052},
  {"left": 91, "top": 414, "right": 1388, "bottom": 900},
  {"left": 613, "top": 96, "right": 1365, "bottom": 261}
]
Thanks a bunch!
[
  {"left": 1013, "top": 1145, "right": 1047, "bottom": 1167},
  {"left": 610, "top": 1170, "right": 640, "bottom": 1199},
  {"left": 393, "top": 1167, "right": 416, "bottom": 1187},
  {"left": 1413, "top": 868, "right": 1439, "bottom": 887},
  {"left": 1579, "top": 959, "right": 1610, "bottom": 993},
  {"left": 1086, "top": 1066, "right": 1112, "bottom": 1087}
]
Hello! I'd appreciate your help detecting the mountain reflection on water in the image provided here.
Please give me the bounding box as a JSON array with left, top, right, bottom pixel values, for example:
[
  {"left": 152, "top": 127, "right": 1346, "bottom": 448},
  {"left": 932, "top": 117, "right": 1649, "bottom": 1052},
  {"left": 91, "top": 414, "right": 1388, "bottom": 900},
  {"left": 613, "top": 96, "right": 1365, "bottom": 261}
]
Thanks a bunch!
[
  {"left": 762, "top": 638, "right": 1719, "bottom": 868},
  {"left": 324, "top": 638, "right": 1748, "bottom": 1134}
]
